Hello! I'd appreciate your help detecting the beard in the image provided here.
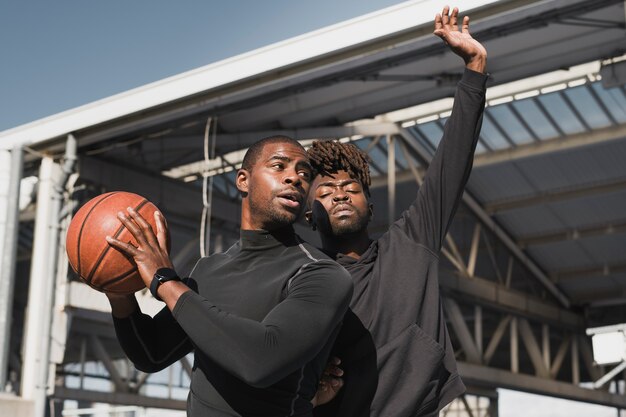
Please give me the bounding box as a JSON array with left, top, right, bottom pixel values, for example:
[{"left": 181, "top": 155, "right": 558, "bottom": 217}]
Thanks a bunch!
[
  {"left": 249, "top": 191, "right": 300, "bottom": 229},
  {"left": 329, "top": 214, "right": 369, "bottom": 236},
  {"left": 311, "top": 200, "right": 369, "bottom": 237}
]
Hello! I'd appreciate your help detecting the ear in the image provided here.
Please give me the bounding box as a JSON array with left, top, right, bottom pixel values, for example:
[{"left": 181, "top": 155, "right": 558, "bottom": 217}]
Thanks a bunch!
[
  {"left": 368, "top": 203, "right": 374, "bottom": 221},
  {"left": 236, "top": 169, "right": 250, "bottom": 193},
  {"left": 304, "top": 210, "right": 316, "bottom": 230}
]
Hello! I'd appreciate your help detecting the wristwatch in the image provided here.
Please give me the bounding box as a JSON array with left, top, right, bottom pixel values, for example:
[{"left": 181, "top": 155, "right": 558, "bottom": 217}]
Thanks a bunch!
[{"left": 150, "top": 268, "right": 181, "bottom": 301}]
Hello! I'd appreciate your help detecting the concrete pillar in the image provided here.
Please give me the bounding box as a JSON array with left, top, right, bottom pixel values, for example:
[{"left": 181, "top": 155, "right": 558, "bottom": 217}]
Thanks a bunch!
[
  {"left": 0, "top": 146, "right": 23, "bottom": 390},
  {"left": 21, "top": 157, "right": 63, "bottom": 417}
]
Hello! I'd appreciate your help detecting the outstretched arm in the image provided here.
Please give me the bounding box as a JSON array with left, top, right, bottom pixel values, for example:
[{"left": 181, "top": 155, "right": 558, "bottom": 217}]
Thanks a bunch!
[{"left": 398, "top": 6, "right": 488, "bottom": 250}]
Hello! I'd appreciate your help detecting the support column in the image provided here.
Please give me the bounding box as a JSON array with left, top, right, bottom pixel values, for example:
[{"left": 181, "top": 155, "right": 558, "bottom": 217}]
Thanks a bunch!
[
  {"left": 543, "top": 324, "right": 551, "bottom": 371},
  {"left": 21, "top": 156, "right": 63, "bottom": 417},
  {"left": 511, "top": 317, "right": 519, "bottom": 374},
  {"left": 0, "top": 146, "right": 23, "bottom": 390},
  {"left": 572, "top": 336, "right": 580, "bottom": 385},
  {"left": 488, "top": 394, "right": 499, "bottom": 417},
  {"left": 475, "top": 306, "right": 483, "bottom": 358},
  {"left": 386, "top": 135, "right": 396, "bottom": 227}
]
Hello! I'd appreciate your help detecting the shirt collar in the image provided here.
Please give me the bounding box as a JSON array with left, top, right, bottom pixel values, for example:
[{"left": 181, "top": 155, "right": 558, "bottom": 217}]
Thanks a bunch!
[{"left": 239, "top": 226, "right": 298, "bottom": 250}]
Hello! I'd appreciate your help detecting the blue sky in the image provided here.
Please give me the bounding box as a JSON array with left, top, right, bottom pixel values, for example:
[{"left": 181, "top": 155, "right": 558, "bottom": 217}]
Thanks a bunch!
[{"left": 0, "top": 0, "right": 401, "bottom": 131}]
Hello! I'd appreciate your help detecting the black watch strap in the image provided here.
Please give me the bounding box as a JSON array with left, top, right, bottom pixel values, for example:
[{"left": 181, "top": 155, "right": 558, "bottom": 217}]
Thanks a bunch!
[{"left": 150, "top": 268, "right": 181, "bottom": 301}]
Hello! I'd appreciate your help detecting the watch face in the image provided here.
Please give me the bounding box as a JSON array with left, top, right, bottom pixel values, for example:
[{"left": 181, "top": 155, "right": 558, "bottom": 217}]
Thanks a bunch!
[{"left": 156, "top": 268, "right": 179, "bottom": 281}]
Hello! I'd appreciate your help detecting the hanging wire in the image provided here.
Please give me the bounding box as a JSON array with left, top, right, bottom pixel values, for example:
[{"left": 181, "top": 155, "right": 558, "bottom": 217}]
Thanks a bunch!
[{"left": 200, "top": 116, "right": 217, "bottom": 257}]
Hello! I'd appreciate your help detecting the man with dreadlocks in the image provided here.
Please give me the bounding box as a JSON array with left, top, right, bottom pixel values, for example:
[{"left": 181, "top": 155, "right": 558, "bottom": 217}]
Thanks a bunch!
[{"left": 305, "top": 6, "right": 487, "bottom": 417}]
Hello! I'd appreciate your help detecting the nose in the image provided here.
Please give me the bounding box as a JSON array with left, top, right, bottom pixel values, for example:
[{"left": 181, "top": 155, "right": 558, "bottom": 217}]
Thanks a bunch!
[
  {"left": 284, "top": 169, "right": 302, "bottom": 187},
  {"left": 332, "top": 189, "right": 349, "bottom": 202}
]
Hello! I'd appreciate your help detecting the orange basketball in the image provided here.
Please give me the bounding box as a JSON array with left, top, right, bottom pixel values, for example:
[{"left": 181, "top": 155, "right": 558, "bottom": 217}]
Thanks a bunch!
[{"left": 66, "top": 191, "right": 168, "bottom": 294}]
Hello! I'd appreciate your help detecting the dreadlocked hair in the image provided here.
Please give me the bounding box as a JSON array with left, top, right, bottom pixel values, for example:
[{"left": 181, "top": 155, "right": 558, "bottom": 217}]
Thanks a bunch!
[{"left": 307, "top": 140, "right": 371, "bottom": 195}]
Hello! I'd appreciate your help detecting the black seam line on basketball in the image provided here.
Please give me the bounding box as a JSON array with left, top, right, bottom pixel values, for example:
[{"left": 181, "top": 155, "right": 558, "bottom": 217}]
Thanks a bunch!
[
  {"left": 101, "top": 266, "right": 138, "bottom": 290},
  {"left": 76, "top": 192, "right": 119, "bottom": 279},
  {"left": 86, "top": 198, "right": 150, "bottom": 283}
]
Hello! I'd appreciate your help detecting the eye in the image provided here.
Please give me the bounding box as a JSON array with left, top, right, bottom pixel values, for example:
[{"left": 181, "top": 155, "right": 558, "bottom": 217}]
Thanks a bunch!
[
  {"left": 271, "top": 162, "right": 284, "bottom": 170},
  {"left": 317, "top": 188, "right": 332, "bottom": 198},
  {"left": 298, "top": 170, "right": 311, "bottom": 180}
]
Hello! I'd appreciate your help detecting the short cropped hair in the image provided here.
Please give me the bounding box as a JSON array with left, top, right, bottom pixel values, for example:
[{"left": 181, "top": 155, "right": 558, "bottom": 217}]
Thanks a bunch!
[{"left": 241, "top": 135, "right": 304, "bottom": 172}]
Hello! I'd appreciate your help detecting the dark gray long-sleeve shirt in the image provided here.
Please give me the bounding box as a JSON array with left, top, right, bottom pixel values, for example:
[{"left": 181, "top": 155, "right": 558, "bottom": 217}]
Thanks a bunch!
[
  {"left": 314, "top": 68, "right": 487, "bottom": 417},
  {"left": 113, "top": 228, "right": 353, "bottom": 417}
]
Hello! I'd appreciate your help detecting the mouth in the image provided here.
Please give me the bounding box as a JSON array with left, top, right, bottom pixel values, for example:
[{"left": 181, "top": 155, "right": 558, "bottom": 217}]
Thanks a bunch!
[
  {"left": 277, "top": 190, "right": 302, "bottom": 210},
  {"left": 332, "top": 204, "right": 354, "bottom": 217}
]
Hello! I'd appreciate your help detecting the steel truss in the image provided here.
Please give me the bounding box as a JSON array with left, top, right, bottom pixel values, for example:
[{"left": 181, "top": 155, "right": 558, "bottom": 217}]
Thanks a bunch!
[
  {"left": 4, "top": 118, "right": 624, "bottom": 414},
  {"left": 55, "top": 308, "right": 188, "bottom": 411},
  {"left": 369, "top": 127, "right": 626, "bottom": 409}
]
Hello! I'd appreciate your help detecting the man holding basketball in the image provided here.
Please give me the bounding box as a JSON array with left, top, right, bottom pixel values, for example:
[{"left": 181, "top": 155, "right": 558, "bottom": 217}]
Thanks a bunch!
[
  {"left": 306, "top": 6, "right": 487, "bottom": 417},
  {"left": 105, "top": 136, "right": 353, "bottom": 416}
]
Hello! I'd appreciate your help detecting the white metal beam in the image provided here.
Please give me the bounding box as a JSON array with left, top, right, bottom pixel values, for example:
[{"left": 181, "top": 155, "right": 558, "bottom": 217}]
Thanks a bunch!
[
  {"left": 550, "top": 335, "right": 571, "bottom": 379},
  {"left": 518, "top": 220, "right": 626, "bottom": 248},
  {"left": 443, "top": 298, "right": 482, "bottom": 364},
  {"left": 440, "top": 272, "right": 583, "bottom": 328},
  {"left": 552, "top": 261, "right": 626, "bottom": 283},
  {"left": 486, "top": 177, "right": 626, "bottom": 214},
  {"left": 483, "top": 316, "right": 512, "bottom": 365},
  {"left": 458, "top": 361, "right": 626, "bottom": 408},
  {"left": 79, "top": 156, "right": 241, "bottom": 226},
  {"left": 517, "top": 318, "right": 550, "bottom": 378},
  {"left": 473, "top": 123, "right": 626, "bottom": 168},
  {"left": 54, "top": 387, "right": 186, "bottom": 410},
  {"left": 90, "top": 335, "right": 127, "bottom": 392},
  {"left": 162, "top": 123, "right": 400, "bottom": 179}
]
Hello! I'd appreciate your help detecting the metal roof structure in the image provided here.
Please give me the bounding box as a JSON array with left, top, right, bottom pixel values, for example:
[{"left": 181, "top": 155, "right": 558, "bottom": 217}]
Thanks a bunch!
[{"left": 1, "top": 0, "right": 626, "bottom": 415}]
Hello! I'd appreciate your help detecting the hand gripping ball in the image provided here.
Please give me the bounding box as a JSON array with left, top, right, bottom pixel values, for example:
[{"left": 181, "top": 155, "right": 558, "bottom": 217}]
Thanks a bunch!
[{"left": 66, "top": 191, "right": 168, "bottom": 294}]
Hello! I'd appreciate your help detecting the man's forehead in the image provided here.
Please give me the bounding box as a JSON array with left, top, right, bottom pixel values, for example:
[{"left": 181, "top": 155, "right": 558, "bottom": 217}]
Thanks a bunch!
[
  {"left": 315, "top": 170, "right": 360, "bottom": 186},
  {"left": 262, "top": 142, "right": 308, "bottom": 160}
]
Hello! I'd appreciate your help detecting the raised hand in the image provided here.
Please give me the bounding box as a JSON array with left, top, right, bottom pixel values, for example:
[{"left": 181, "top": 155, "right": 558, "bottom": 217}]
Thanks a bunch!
[
  {"left": 106, "top": 208, "right": 174, "bottom": 289},
  {"left": 433, "top": 6, "right": 487, "bottom": 73}
]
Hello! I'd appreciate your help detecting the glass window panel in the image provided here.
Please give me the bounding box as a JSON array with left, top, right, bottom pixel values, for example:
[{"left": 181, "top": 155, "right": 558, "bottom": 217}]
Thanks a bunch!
[
  {"left": 212, "top": 176, "right": 229, "bottom": 195},
  {"left": 475, "top": 140, "right": 488, "bottom": 154},
  {"left": 225, "top": 170, "right": 239, "bottom": 199},
  {"left": 406, "top": 126, "right": 435, "bottom": 153},
  {"left": 366, "top": 143, "right": 389, "bottom": 174},
  {"left": 416, "top": 122, "right": 444, "bottom": 149},
  {"left": 480, "top": 117, "right": 511, "bottom": 150},
  {"left": 592, "top": 82, "right": 626, "bottom": 124},
  {"left": 358, "top": 155, "right": 381, "bottom": 176},
  {"left": 354, "top": 137, "right": 374, "bottom": 152},
  {"left": 487, "top": 106, "right": 534, "bottom": 145},
  {"left": 353, "top": 137, "right": 384, "bottom": 175},
  {"left": 512, "top": 100, "right": 559, "bottom": 140},
  {"left": 393, "top": 139, "right": 407, "bottom": 170},
  {"left": 564, "top": 85, "right": 612, "bottom": 129},
  {"left": 537, "top": 93, "right": 586, "bottom": 135}
]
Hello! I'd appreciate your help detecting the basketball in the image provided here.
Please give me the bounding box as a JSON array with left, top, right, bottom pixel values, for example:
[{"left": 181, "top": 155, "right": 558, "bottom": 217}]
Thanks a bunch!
[{"left": 66, "top": 191, "right": 168, "bottom": 294}]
